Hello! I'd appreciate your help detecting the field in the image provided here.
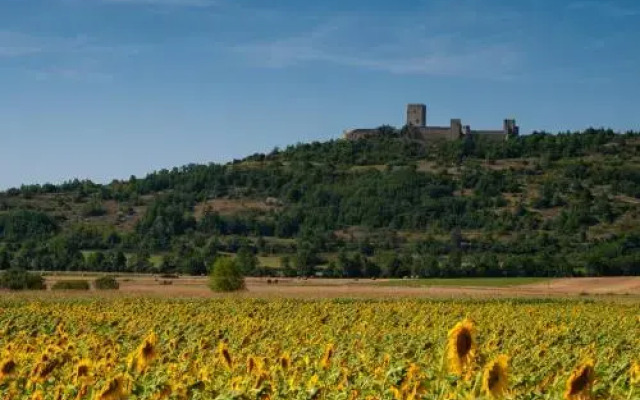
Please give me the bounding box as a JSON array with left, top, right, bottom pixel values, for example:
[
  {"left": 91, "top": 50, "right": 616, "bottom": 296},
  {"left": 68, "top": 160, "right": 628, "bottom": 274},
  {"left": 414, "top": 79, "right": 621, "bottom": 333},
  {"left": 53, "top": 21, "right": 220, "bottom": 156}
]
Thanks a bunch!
[
  {"left": 373, "top": 278, "right": 548, "bottom": 288},
  {"left": 34, "top": 275, "right": 640, "bottom": 299},
  {"left": 0, "top": 297, "right": 638, "bottom": 399}
]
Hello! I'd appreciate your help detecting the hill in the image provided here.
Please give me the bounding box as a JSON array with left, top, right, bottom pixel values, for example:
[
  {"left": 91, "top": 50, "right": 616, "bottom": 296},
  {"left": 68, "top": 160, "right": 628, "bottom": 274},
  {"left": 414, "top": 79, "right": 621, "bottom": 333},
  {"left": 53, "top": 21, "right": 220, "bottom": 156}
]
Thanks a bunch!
[{"left": 2, "top": 128, "right": 640, "bottom": 278}]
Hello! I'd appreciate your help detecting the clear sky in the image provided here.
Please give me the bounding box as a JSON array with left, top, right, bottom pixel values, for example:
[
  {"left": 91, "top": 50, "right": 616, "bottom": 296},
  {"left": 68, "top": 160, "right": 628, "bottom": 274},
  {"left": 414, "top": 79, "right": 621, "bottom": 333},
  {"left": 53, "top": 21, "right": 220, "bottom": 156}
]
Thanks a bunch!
[{"left": 1, "top": 0, "right": 639, "bottom": 189}]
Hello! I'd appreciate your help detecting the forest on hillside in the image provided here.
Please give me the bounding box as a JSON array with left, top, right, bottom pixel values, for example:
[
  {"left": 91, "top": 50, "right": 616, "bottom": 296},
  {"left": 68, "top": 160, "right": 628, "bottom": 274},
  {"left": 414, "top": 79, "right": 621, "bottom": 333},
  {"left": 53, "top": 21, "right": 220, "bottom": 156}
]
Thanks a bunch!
[{"left": 2, "top": 128, "right": 640, "bottom": 278}]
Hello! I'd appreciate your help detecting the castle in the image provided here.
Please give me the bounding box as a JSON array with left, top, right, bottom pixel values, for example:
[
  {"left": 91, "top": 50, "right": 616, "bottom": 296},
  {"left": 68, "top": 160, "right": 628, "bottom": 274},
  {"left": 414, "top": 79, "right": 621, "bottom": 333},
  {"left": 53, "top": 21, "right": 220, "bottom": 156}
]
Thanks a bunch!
[{"left": 343, "top": 104, "right": 519, "bottom": 142}]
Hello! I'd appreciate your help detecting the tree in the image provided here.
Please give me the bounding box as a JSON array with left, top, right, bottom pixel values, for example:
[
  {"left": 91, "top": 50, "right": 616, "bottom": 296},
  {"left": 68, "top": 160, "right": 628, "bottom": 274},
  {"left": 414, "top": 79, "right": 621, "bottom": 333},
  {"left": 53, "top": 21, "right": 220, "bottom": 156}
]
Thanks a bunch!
[
  {"left": 412, "top": 255, "right": 439, "bottom": 278},
  {"left": 181, "top": 253, "right": 207, "bottom": 276},
  {"left": 280, "top": 255, "right": 296, "bottom": 277},
  {"left": 375, "top": 251, "right": 403, "bottom": 278},
  {"left": 160, "top": 253, "right": 178, "bottom": 274},
  {"left": 128, "top": 249, "right": 152, "bottom": 273},
  {"left": 295, "top": 245, "right": 318, "bottom": 277},
  {"left": 236, "top": 245, "right": 258, "bottom": 275},
  {"left": 86, "top": 251, "right": 106, "bottom": 272},
  {"left": 202, "top": 237, "right": 219, "bottom": 265},
  {"left": 0, "top": 268, "right": 46, "bottom": 290},
  {"left": 339, "top": 252, "right": 363, "bottom": 278},
  {"left": 0, "top": 246, "right": 11, "bottom": 270},
  {"left": 362, "top": 258, "right": 381, "bottom": 278},
  {"left": 209, "top": 257, "right": 245, "bottom": 292},
  {"left": 104, "top": 251, "right": 127, "bottom": 272}
]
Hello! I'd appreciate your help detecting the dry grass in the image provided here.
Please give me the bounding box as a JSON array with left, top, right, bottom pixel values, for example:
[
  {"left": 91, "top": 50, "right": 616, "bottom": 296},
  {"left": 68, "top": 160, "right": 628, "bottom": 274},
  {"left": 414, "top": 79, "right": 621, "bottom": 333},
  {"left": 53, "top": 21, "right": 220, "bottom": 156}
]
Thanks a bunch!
[
  {"left": 194, "top": 198, "right": 279, "bottom": 218},
  {"left": 26, "top": 276, "right": 640, "bottom": 300}
]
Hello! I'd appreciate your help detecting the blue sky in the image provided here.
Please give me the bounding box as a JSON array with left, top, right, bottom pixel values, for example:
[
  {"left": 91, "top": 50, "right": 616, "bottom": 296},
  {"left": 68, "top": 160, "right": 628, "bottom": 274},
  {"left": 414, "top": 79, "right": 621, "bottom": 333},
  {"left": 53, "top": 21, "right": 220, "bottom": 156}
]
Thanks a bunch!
[{"left": 1, "top": 0, "right": 639, "bottom": 189}]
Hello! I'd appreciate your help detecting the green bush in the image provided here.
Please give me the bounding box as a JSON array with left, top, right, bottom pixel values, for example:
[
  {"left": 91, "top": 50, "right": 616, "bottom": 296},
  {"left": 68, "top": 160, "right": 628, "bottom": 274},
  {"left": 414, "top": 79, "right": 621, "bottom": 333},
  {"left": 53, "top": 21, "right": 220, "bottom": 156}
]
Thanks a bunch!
[
  {"left": 209, "top": 257, "right": 245, "bottom": 292},
  {"left": 0, "top": 269, "right": 46, "bottom": 291},
  {"left": 94, "top": 276, "right": 119, "bottom": 290},
  {"left": 51, "top": 280, "right": 90, "bottom": 291}
]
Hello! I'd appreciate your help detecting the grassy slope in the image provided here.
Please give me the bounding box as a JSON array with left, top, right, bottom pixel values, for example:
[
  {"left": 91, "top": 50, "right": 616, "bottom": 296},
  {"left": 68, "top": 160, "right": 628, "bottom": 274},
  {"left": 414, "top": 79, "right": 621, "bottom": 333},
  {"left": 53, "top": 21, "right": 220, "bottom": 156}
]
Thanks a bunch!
[{"left": 3, "top": 155, "right": 637, "bottom": 242}]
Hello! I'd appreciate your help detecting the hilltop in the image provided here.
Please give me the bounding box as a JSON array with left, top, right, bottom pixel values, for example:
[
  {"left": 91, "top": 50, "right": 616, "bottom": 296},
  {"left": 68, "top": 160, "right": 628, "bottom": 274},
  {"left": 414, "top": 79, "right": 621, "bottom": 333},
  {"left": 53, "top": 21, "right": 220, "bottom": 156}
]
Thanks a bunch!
[{"left": 1, "top": 128, "right": 640, "bottom": 278}]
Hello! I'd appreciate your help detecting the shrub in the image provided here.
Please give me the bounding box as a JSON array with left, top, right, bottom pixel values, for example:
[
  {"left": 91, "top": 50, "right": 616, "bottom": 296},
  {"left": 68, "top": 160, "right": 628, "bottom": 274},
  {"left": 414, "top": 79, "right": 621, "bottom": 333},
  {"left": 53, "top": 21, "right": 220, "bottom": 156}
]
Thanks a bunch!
[
  {"left": 52, "top": 280, "right": 90, "bottom": 291},
  {"left": 81, "top": 199, "right": 107, "bottom": 217},
  {"left": 209, "top": 257, "right": 245, "bottom": 292},
  {"left": 94, "top": 276, "right": 119, "bottom": 290},
  {"left": 0, "top": 269, "right": 46, "bottom": 290}
]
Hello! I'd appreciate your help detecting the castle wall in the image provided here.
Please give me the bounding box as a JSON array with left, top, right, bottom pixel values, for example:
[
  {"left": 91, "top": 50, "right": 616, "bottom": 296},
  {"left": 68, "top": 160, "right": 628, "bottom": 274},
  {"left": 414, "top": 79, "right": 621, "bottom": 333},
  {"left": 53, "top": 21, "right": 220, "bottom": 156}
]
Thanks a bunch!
[
  {"left": 471, "top": 130, "right": 508, "bottom": 141},
  {"left": 342, "top": 104, "right": 517, "bottom": 143},
  {"left": 418, "top": 127, "right": 460, "bottom": 141}
]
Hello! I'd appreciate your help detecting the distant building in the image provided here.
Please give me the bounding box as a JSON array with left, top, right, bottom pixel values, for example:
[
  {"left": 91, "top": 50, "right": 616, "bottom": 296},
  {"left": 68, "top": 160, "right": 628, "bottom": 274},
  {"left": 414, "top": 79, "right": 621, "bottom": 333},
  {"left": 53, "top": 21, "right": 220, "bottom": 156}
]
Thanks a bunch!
[{"left": 343, "top": 104, "right": 519, "bottom": 142}]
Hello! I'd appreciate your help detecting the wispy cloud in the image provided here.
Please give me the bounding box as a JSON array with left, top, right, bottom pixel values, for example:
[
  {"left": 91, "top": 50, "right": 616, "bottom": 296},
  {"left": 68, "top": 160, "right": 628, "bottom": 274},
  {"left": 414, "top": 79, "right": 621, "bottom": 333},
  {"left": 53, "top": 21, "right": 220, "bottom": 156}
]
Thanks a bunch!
[
  {"left": 567, "top": 1, "right": 639, "bottom": 17},
  {"left": 0, "top": 31, "right": 141, "bottom": 58},
  {"left": 0, "top": 31, "right": 145, "bottom": 82},
  {"left": 97, "top": 0, "right": 220, "bottom": 6},
  {"left": 0, "top": 31, "right": 89, "bottom": 58},
  {"left": 233, "top": 15, "right": 522, "bottom": 80},
  {"left": 33, "top": 67, "right": 114, "bottom": 83}
]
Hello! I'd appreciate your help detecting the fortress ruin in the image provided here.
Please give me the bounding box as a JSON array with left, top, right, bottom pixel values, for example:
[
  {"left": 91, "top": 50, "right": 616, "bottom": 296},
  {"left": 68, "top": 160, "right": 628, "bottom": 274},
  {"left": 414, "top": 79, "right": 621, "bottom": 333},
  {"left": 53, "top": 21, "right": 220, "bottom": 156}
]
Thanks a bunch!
[{"left": 343, "top": 104, "right": 519, "bottom": 142}]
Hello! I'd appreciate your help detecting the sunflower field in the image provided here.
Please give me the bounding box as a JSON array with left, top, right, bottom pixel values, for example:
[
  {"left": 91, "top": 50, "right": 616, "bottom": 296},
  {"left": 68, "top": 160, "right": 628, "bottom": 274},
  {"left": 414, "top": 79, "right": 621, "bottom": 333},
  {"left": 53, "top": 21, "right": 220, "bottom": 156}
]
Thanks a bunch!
[{"left": 0, "top": 298, "right": 638, "bottom": 399}]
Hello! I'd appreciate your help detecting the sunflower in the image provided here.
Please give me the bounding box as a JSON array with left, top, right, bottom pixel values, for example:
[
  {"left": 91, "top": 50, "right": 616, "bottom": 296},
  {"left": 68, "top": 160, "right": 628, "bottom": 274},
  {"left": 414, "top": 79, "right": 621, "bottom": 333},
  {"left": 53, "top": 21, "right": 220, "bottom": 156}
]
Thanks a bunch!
[
  {"left": 75, "top": 384, "right": 89, "bottom": 400},
  {"left": 94, "top": 374, "right": 131, "bottom": 400},
  {"left": 390, "top": 385, "right": 402, "bottom": 400},
  {"left": 320, "top": 344, "right": 335, "bottom": 370},
  {"left": 631, "top": 361, "right": 640, "bottom": 386},
  {"left": 130, "top": 332, "right": 158, "bottom": 373},
  {"left": 151, "top": 383, "right": 172, "bottom": 399},
  {"left": 75, "top": 359, "right": 92, "bottom": 383},
  {"left": 482, "top": 355, "right": 509, "bottom": 398},
  {"left": 247, "top": 356, "right": 258, "bottom": 374},
  {"left": 30, "top": 358, "right": 60, "bottom": 382},
  {"left": 0, "top": 358, "right": 16, "bottom": 380},
  {"left": 218, "top": 341, "right": 233, "bottom": 370},
  {"left": 139, "top": 332, "right": 158, "bottom": 362},
  {"left": 31, "top": 391, "right": 44, "bottom": 400},
  {"left": 279, "top": 352, "right": 291, "bottom": 370},
  {"left": 564, "top": 360, "right": 595, "bottom": 400},
  {"left": 446, "top": 319, "right": 476, "bottom": 376}
]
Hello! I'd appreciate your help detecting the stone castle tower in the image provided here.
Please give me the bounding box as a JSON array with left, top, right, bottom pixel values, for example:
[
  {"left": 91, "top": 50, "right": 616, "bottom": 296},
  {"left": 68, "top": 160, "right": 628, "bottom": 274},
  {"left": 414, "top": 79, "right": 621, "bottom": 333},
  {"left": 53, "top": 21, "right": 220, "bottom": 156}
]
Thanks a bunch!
[
  {"left": 343, "top": 103, "right": 518, "bottom": 141},
  {"left": 406, "top": 104, "right": 426, "bottom": 127}
]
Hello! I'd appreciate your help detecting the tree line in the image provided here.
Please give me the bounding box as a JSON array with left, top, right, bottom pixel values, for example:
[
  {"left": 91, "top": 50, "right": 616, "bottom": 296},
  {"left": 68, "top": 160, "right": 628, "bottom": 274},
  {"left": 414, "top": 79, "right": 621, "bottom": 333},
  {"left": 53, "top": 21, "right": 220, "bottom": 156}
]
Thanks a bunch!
[{"left": 1, "top": 128, "right": 640, "bottom": 278}]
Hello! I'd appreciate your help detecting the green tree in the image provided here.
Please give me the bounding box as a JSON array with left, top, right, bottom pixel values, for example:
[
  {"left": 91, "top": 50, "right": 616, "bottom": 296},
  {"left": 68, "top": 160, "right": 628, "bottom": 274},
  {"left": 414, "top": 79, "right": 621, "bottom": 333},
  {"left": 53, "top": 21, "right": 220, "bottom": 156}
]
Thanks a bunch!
[
  {"left": 128, "top": 249, "right": 152, "bottom": 273},
  {"left": 295, "top": 245, "right": 318, "bottom": 277},
  {"left": 0, "top": 246, "right": 11, "bottom": 270},
  {"left": 202, "top": 237, "right": 219, "bottom": 265},
  {"left": 209, "top": 257, "right": 245, "bottom": 292},
  {"left": 280, "top": 255, "right": 296, "bottom": 277},
  {"left": 412, "top": 255, "right": 439, "bottom": 278},
  {"left": 160, "top": 253, "right": 178, "bottom": 274},
  {"left": 375, "top": 251, "right": 402, "bottom": 278},
  {"left": 0, "top": 268, "right": 46, "bottom": 290},
  {"left": 236, "top": 245, "right": 258, "bottom": 275},
  {"left": 362, "top": 258, "right": 381, "bottom": 278},
  {"left": 86, "top": 251, "right": 106, "bottom": 272}
]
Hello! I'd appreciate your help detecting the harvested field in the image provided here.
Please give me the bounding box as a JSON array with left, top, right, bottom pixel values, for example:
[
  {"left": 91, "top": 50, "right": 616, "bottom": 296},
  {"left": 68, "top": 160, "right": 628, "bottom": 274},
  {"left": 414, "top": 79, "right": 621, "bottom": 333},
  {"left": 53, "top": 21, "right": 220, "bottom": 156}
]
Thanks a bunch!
[{"left": 29, "top": 275, "right": 640, "bottom": 300}]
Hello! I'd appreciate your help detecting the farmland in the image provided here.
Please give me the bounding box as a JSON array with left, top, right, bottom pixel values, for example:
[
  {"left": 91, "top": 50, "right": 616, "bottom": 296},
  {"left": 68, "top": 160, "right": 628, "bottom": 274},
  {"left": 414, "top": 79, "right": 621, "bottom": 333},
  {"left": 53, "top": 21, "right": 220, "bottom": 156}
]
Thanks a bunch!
[
  {"left": 25, "top": 275, "right": 640, "bottom": 299},
  {"left": 0, "top": 297, "right": 638, "bottom": 399}
]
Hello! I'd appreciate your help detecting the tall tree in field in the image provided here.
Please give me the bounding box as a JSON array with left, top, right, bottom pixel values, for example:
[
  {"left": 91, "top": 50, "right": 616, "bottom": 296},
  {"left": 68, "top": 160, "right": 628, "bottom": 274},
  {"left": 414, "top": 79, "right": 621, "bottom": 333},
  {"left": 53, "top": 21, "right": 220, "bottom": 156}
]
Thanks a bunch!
[{"left": 209, "top": 257, "right": 245, "bottom": 292}]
